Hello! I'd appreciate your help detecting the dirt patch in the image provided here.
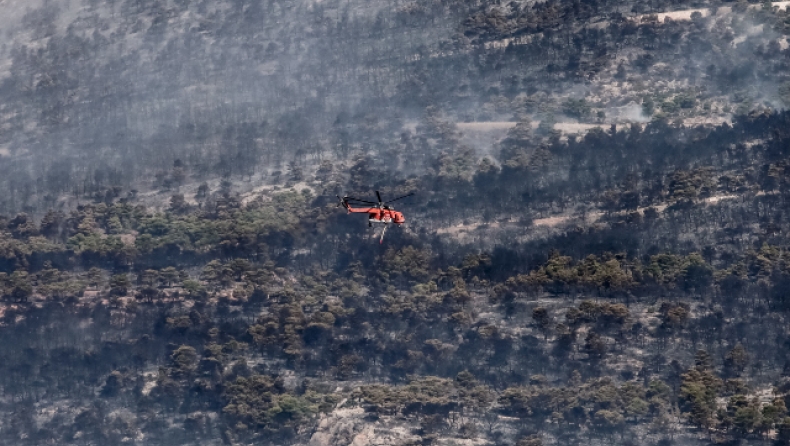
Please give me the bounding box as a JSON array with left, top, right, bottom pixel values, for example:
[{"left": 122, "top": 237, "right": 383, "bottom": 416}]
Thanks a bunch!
[
  {"left": 634, "top": 3, "right": 787, "bottom": 25},
  {"left": 484, "top": 34, "right": 537, "bottom": 49},
  {"left": 683, "top": 116, "right": 731, "bottom": 127},
  {"left": 240, "top": 182, "right": 313, "bottom": 205},
  {"left": 759, "top": 1, "right": 790, "bottom": 10},
  {"left": 533, "top": 215, "right": 572, "bottom": 227},
  {"left": 457, "top": 122, "right": 517, "bottom": 131},
  {"left": 633, "top": 6, "right": 731, "bottom": 23},
  {"left": 553, "top": 122, "right": 604, "bottom": 134},
  {"left": 436, "top": 221, "right": 500, "bottom": 236},
  {"left": 655, "top": 9, "right": 711, "bottom": 21},
  {"left": 459, "top": 121, "right": 606, "bottom": 135},
  {"left": 704, "top": 195, "right": 738, "bottom": 204}
]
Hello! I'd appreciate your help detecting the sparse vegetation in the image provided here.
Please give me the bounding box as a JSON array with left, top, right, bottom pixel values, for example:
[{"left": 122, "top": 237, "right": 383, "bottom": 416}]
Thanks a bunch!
[{"left": 1, "top": 0, "right": 790, "bottom": 444}]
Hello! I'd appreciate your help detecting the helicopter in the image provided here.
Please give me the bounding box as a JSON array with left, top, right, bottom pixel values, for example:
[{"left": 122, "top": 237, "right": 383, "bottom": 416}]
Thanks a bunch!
[{"left": 338, "top": 191, "right": 414, "bottom": 243}]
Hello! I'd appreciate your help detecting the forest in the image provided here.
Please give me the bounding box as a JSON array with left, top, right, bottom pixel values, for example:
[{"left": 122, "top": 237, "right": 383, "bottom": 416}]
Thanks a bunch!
[{"left": 1, "top": 0, "right": 790, "bottom": 445}]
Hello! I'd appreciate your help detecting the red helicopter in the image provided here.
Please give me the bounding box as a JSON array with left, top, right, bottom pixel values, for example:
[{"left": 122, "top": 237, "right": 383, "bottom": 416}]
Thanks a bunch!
[{"left": 338, "top": 191, "right": 414, "bottom": 243}]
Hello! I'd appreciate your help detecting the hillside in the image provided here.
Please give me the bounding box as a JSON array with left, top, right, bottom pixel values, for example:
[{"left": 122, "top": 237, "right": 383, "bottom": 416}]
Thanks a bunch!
[{"left": 1, "top": 0, "right": 790, "bottom": 445}]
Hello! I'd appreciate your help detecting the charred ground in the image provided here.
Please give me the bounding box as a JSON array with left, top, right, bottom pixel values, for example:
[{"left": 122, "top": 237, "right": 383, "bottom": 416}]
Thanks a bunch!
[{"left": 1, "top": 0, "right": 790, "bottom": 445}]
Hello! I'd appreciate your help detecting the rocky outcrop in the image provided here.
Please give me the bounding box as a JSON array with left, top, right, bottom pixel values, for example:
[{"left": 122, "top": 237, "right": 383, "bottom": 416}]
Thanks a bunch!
[{"left": 307, "top": 406, "right": 420, "bottom": 446}]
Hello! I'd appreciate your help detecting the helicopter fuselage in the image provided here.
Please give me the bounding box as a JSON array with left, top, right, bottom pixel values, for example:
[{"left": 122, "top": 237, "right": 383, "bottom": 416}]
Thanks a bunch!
[
  {"left": 342, "top": 202, "right": 405, "bottom": 224},
  {"left": 357, "top": 207, "right": 405, "bottom": 224}
]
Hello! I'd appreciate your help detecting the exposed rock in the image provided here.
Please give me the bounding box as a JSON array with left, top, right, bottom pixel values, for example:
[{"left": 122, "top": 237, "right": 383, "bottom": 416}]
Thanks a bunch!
[{"left": 307, "top": 406, "right": 420, "bottom": 446}]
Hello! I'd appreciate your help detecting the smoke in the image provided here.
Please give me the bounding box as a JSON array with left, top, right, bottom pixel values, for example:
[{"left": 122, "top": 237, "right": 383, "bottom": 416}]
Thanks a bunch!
[
  {"left": 0, "top": 0, "right": 45, "bottom": 30},
  {"left": 606, "top": 102, "right": 650, "bottom": 123},
  {"left": 690, "top": 9, "right": 788, "bottom": 110},
  {"left": 457, "top": 121, "right": 515, "bottom": 160},
  {"left": 0, "top": 0, "right": 788, "bottom": 214}
]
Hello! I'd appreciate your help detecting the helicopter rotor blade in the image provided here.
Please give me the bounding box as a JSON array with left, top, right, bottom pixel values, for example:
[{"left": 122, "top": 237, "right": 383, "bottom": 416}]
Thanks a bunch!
[
  {"left": 345, "top": 196, "right": 378, "bottom": 205},
  {"left": 376, "top": 191, "right": 383, "bottom": 205},
  {"left": 383, "top": 192, "right": 414, "bottom": 204}
]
